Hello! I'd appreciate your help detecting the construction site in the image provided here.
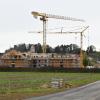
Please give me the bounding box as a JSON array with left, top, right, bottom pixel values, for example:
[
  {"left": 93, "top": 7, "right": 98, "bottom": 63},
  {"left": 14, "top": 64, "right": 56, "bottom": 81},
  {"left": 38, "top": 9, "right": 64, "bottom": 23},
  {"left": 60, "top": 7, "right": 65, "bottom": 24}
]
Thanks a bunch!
[{"left": 0, "top": 11, "right": 89, "bottom": 69}]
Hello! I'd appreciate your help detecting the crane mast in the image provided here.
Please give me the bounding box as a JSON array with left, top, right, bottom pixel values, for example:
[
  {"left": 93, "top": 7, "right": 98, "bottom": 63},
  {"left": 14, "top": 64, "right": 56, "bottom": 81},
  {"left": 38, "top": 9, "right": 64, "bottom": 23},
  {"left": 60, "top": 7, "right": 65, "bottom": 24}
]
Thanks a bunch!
[{"left": 31, "top": 11, "right": 85, "bottom": 53}]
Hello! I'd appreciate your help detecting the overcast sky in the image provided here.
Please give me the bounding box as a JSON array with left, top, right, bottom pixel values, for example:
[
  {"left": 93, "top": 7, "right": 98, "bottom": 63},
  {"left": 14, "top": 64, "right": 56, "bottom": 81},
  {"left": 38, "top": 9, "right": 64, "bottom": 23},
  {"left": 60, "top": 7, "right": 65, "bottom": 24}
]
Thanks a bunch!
[{"left": 0, "top": 0, "right": 100, "bottom": 52}]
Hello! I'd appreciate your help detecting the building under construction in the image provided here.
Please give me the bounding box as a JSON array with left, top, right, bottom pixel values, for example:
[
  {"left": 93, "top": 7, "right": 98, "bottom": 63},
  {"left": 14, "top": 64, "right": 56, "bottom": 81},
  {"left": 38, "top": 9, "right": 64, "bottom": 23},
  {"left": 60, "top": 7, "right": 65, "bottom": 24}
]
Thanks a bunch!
[{"left": 0, "top": 49, "right": 80, "bottom": 68}]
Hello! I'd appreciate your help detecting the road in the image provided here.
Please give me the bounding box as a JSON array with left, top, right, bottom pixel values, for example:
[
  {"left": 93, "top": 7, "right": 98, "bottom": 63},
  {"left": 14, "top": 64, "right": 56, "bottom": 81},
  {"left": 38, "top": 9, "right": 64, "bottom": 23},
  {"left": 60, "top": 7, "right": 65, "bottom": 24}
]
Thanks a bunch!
[{"left": 25, "top": 81, "right": 100, "bottom": 100}]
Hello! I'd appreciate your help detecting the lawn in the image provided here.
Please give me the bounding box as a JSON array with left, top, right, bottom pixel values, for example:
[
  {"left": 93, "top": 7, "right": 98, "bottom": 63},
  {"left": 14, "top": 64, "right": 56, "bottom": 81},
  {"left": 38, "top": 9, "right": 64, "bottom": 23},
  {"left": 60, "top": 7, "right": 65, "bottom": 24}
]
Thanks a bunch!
[{"left": 0, "top": 72, "right": 100, "bottom": 100}]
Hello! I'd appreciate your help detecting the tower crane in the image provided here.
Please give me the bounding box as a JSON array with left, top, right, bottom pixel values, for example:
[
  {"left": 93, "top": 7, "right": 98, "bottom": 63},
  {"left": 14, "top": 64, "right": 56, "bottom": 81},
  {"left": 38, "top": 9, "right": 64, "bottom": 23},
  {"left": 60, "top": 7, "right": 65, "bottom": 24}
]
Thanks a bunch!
[
  {"left": 59, "top": 26, "right": 89, "bottom": 68},
  {"left": 31, "top": 11, "right": 85, "bottom": 53},
  {"left": 29, "top": 26, "right": 89, "bottom": 68}
]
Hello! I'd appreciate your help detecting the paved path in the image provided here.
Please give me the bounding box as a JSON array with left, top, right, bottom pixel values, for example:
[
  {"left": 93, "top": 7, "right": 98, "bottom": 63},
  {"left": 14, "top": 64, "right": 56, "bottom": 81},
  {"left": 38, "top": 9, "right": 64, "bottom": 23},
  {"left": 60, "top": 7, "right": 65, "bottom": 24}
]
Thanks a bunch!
[{"left": 25, "top": 81, "right": 100, "bottom": 100}]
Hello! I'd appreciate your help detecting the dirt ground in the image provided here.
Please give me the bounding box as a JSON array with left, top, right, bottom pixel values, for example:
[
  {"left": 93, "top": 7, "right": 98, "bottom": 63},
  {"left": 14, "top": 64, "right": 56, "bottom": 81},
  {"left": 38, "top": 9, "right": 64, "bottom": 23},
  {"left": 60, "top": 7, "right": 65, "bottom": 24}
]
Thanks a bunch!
[{"left": 0, "top": 93, "right": 41, "bottom": 100}]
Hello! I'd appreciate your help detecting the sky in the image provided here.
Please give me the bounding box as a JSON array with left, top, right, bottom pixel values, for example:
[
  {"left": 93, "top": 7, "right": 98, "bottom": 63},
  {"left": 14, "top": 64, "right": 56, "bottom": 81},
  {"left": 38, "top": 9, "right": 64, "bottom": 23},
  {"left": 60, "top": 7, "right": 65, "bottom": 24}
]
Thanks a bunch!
[{"left": 0, "top": 0, "right": 100, "bottom": 52}]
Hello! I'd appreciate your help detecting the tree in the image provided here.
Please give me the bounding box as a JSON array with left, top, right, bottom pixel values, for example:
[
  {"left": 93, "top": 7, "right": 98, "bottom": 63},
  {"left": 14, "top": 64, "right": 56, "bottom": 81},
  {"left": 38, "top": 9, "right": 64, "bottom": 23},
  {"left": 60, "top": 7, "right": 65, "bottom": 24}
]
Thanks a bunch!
[
  {"left": 46, "top": 45, "right": 53, "bottom": 53},
  {"left": 34, "top": 43, "right": 42, "bottom": 53},
  {"left": 83, "top": 53, "right": 89, "bottom": 67},
  {"left": 86, "top": 45, "right": 96, "bottom": 54},
  {"left": 69, "top": 44, "right": 80, "bottom": 54},
  {"left": 54, "top": 45, "right": 60, "bottom": 53}
]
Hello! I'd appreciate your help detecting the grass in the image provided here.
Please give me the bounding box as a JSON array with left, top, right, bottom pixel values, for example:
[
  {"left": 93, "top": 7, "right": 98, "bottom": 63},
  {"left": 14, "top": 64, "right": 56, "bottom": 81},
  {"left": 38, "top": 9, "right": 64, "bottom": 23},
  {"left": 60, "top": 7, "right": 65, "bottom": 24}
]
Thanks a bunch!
[{"left": 0, "top": 72, "right": 100, "bottom": 100}]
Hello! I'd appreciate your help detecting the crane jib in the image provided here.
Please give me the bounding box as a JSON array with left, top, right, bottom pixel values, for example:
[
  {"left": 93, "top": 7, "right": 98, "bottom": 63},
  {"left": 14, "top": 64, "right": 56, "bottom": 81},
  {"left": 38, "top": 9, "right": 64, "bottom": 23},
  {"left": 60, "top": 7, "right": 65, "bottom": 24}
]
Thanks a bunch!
[{"left": 31, "top": 11, "right": 85, "bottom": 22}]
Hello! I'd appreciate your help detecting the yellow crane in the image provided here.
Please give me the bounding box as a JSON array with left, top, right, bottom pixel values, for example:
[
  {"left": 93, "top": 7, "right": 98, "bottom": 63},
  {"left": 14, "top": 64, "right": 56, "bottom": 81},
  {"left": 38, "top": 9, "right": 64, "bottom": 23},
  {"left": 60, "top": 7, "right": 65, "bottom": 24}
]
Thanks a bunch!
[
  {"left": 29, "top": 26, "right": 89, "bottom": 68},
  {"left": 31, "top": 11, "right": 85, "bottom": 53},
  {"left": 47, "top": 26, "right": 89, "bottom": 68}
]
